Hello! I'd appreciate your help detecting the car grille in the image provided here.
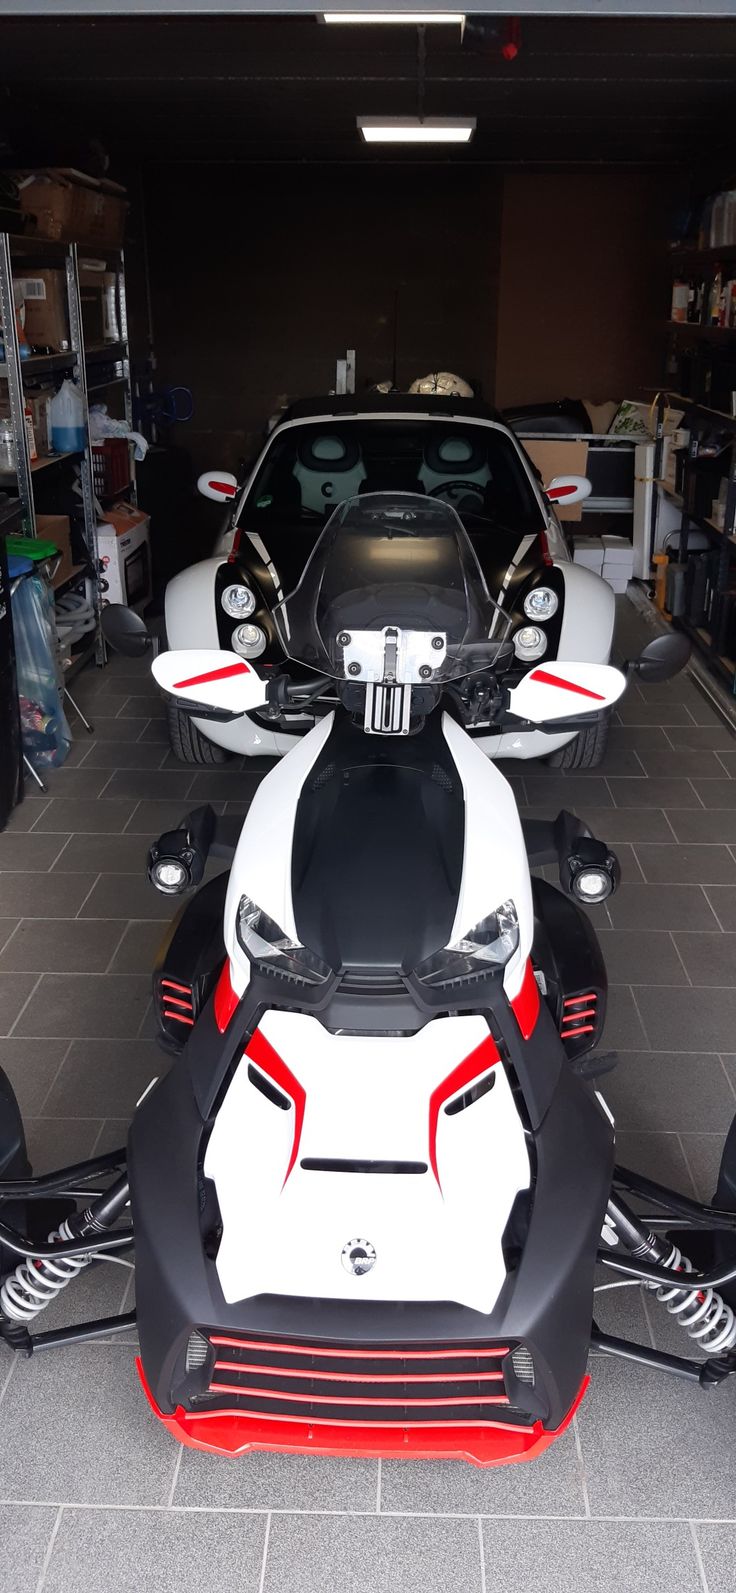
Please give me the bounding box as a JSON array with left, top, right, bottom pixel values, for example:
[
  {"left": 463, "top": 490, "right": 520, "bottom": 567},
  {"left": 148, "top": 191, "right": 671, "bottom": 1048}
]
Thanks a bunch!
[{"left": 191, "top": 1332, "right": 534, "bottom": 1426}]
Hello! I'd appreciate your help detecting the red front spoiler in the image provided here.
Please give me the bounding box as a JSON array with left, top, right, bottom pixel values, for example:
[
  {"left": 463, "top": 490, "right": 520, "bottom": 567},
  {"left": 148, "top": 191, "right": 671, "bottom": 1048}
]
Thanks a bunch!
[{"left": 136, "top": 1358, "right": 587, "bottom": 1468}]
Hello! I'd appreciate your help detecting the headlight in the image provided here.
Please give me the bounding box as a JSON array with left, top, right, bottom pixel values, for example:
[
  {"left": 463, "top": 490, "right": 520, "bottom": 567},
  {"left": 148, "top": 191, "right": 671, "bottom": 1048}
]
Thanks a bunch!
[
  {"left": 513, "top": 624, "right": 547, "bottom": 662},
  {"left": 232, "top": 622, "right": 266, "bottom": 658},
  {"left": 236, "top": 894, "right": 331, "bottom": 984},
  {"left": 416, "top": 900, "right": 519, "bottom": 987},
  {"left": 221, "top": 582, "right": 256, "bottom": 619},
  {"left": 523, "top": 586, "right": 558, "bottom": 620}
]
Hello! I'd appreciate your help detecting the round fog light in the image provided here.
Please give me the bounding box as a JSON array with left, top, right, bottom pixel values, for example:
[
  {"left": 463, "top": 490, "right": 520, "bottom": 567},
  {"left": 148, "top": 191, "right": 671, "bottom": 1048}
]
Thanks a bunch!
[
  {"left": 513, "top": 624, "right": 547, "bottom": 661},
  {"left": 232, "top": 622, "right": 266, "bottom": 658},
  {"left": 151, "top": 858, "right": 190, "bottom": 894},
  {"left": 523, "top": 586, "right": 558, "bottom": 620},
  {"left": 221, "top": 583, "right": 256, "bottom": 619},
  {"left": 572, "top": 867, "right": 612, "bottom": 903}
]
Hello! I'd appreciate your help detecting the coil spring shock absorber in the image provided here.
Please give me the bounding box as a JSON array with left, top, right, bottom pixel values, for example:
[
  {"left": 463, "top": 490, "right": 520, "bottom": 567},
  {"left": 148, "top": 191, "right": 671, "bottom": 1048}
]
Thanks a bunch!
[
  {"left": 0, "top": 1178, "right": 130, "bottom": 1331},
  {"left": 607, "top": 1196, "right": 736, "bottom": 1356}
]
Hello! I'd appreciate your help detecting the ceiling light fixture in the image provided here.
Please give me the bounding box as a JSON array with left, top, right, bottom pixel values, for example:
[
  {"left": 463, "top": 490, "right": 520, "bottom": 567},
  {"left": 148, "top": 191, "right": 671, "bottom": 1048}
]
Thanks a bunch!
[
  {"left": 323, "top": 13, "right": 464, "bottom": 24},
  {"left": 357, "top": 116, "right": 475, "bottom": 144}
]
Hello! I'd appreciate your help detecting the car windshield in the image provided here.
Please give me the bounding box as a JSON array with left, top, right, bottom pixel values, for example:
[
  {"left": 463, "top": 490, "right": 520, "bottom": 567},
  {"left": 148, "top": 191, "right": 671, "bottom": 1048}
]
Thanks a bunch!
[
  {"left": 242, "top": 417, "right": 543, "bottom": 534},
  {"left": 273, "top": 491, "right": 513, "bottom": 683}
]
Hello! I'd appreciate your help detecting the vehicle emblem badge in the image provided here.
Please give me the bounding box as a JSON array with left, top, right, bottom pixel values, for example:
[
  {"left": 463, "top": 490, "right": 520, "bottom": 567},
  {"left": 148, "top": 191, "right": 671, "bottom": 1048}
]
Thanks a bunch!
[{"left": 341, "top": 1238, "right": 376, "bottom": 1277}]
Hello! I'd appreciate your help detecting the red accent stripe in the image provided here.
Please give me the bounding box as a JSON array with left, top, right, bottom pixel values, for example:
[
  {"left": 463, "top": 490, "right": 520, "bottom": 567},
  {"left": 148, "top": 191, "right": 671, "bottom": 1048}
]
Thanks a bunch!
[
  {"left": 562, "top": 1008, "right": 596, "bottom": 1022},
  {"left": 161, "top": 979, "right": 192, "bottom": 995},
  {"left": 428, "top": 1034, "right": 500, "bottom": 1191},
  {"left": 563, "top": 993, "right": 597, "bottom": 1006},
  {"left": 213, "top": 1360, "right": 505, "bottom": 1385},
  {"left": 214, "top": 961, "right": 238, "bottom": 1033},
  {"left": 173, "top": 661, "right": 249, "bottom": 690},
  {"left": 560, "top": 1024, "right": 595, "bottom": 1038},
  {"left": 209, "top": 479, "right": 237, "bottom": 497},
  {"left": 210, "top": 1337, "right": 509, "bottom": 1360},
  {"left": 546, "top": 482, "right": 578, "bottom": 499},
  {"left": 529, "top": 668, "right": 606, "bottom": 702},
  {"left": 207, "top": 1382, "right": 509, "bottom": 1409},
  {"left": 510, "top": 958, "right": 540, "bottom": 1041},
  {"left": 246, "top": 1029, "right": 306, "bottom": 1188},
  {"left": 161, "top": 994, "right": 193, "bottom": 1012},
  {"left": 163, "top": 1011, "right": 195, "bottom": 1027},
  {"left": 137, "top": 1356, "right": 589, "bottom": 1465}
]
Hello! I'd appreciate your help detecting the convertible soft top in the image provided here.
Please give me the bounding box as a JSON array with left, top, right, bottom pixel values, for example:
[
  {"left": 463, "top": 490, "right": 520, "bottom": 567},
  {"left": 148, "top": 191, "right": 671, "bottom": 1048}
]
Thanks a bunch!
[{"left": 279, "top": 394, "right": 506, "bottom": 425}]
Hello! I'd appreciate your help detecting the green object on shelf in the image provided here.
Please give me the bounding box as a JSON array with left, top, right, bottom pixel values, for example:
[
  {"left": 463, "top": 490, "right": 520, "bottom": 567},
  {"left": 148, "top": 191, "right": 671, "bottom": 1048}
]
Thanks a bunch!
[{"left": 5, "top": 534, "right": 59, "bottom": 562}]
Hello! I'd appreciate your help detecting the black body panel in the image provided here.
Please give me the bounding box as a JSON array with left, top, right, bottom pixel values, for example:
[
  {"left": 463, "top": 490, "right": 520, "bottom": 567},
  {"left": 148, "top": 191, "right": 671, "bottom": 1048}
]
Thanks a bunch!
[
  {"left": 531, "top": 879, "right": 608, "bottom": 1061},
  {"left": 152, "top": 872, "right": 229, "bottom": 1053}
]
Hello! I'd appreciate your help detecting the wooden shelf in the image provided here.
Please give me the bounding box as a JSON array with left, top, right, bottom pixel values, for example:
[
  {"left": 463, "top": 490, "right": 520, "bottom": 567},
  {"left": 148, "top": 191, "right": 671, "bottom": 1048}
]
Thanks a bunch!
[{"left": 0, "top": 449, "right": 81, "bottom": 482}]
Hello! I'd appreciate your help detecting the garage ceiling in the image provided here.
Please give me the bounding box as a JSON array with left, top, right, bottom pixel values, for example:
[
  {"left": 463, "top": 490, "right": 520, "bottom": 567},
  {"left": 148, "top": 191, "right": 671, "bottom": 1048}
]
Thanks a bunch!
[{"left": 1, "top": 13, "right": 735, "bottom": 168}]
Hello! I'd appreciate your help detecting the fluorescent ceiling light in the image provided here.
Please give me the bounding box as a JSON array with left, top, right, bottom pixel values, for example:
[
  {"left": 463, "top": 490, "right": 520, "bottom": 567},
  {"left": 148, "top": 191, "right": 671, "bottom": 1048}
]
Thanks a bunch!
[
  {"left": 323, "top": 13, "right": 464, "bottom": 23},
  {"left": 358, "top": 116, "right": 475, "bottom": 144}
]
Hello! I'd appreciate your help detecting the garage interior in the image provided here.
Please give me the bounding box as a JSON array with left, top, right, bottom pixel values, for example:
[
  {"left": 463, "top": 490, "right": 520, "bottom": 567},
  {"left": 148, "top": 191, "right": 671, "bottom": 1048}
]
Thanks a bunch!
[{"left": 2, "top": 8, "right": 736, "bottom": 1592}]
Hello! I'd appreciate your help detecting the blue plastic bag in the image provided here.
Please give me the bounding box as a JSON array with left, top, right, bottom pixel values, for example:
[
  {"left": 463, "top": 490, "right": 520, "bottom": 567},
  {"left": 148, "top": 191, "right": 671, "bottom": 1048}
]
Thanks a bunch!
[{"left": 12, "top": 574, "right": 71, "bottom": 769}]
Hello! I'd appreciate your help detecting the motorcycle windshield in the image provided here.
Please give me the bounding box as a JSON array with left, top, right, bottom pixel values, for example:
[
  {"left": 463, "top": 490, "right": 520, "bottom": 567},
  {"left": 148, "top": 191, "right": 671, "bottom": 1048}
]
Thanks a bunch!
[{"left": 273, "top": 492, "right": 512, "bottom": 684}]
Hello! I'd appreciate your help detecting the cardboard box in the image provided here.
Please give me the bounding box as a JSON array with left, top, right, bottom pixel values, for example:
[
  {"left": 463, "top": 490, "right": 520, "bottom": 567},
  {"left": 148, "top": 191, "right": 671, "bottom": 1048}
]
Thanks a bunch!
[
  {"left": 523, "top": 439, "right": 589, "bottom": 521},
  {"left": 605, "top": 573, "right": 630, "bottom": 593},
  {"left": 572, "top": 535, "right": 604, "bottom": 572},
  {"left": 13, "top": 169, "right": 127, "bottom": 249},
  {"left": 36, "top": 513, "right": 75, "bottom": 587},
  {"left": 602, "top": 534, "right": 635, "bottom": 566},
  {"left": 15, "top": 172, "right": 74, "bottom": 240},
  {"left": 97, "top": 502, "right": 151, "bottom": 612},
  {"left": 69, "top": 177, "right": 127, "bottom": 249},
  {"left": 15, "top": 269, "right": 69, "bottom": 351},
  {"left": 79, "top": 269, "right": 119, "bottom": 345}
]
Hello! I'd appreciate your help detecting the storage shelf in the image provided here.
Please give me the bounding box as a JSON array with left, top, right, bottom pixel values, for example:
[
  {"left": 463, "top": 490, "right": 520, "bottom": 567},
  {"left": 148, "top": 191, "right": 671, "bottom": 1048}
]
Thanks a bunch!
[
  {"left": 664, "top": 394, "right": 736, "bottom": 433},
  {"left": 0, "top": 351, "right": 76, "bottom": 379},
  {"left": 676, "top": 616, "right": 736, "bottom": 691},
  {"left": 670, "top": 245, "right": 736, "bottom": 270},
  {"left": 85, "top": 341, "right": 128, "bottom": 365},
  {"left": 87, "top": 375, "right": 127, "bottom": 394},
  {"left": 53, "top": 562, "right": 88, "bottom": 595},
  {"left": 656, "top": 480, "right": 735, "bottom": 546},
  {"left": 0, "top": 449, "right": 82, "bottom": 482},
  {"left": 667, "top": 322, "right": 736, "bottom": 340}
]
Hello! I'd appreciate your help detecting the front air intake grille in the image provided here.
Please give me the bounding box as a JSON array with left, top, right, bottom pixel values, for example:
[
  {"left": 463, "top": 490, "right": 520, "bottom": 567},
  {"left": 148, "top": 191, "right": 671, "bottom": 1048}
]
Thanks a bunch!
[
  {"left": 511, "top": 1346, "right": 535, "bottom": 1386},
  {"left": 339, "top": 970, "right": 408, "bottom": 999},
  {"left": 191, "top": 1332, "right": 535, "bottom": 1427}
]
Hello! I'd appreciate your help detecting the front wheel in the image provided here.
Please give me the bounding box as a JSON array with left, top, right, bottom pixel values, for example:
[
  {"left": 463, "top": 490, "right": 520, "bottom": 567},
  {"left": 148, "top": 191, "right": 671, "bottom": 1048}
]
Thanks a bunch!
[
  {"left": 166, "top": 701, "right": 233, "bottom": 765},
  {"left": 547, "top": 711, "right": 610, "bottom": 770}
]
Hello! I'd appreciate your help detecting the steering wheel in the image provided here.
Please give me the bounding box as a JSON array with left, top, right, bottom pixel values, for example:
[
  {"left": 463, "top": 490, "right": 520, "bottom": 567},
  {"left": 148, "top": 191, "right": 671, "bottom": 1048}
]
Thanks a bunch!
[{"left": 429, "top": 480, "right": 486, "bottom": 506}]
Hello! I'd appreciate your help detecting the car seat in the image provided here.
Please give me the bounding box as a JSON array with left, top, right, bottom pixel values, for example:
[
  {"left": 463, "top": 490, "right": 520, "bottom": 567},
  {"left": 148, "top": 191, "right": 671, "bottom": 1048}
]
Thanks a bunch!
[{"left": 294, "top": 432, "right": 366, "bottom": 514}]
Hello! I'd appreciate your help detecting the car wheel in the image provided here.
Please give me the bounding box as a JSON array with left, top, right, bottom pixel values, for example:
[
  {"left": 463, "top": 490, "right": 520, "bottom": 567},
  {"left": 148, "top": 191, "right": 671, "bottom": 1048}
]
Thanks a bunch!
[
  {"left": 166, "top": 701, "right": 233, "bottom": 765},
  {"left": 547, "top": 711, "right": 610, "bottom": 770}
]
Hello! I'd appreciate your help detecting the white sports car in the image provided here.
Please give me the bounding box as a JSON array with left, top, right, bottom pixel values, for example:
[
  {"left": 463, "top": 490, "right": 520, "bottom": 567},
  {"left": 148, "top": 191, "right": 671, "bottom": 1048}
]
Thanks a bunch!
[{"left": 164, "top": 395, "right": 614, "bottom": 766}]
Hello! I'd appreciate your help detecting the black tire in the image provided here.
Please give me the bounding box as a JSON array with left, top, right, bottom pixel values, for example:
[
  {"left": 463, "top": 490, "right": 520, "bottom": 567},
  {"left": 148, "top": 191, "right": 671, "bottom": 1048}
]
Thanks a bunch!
[
  {"left": 166, "top": 700, "right": 233, "bottom": 765},
  {"left": 547, "top": 711, "right": 610, "bottom": 770}
]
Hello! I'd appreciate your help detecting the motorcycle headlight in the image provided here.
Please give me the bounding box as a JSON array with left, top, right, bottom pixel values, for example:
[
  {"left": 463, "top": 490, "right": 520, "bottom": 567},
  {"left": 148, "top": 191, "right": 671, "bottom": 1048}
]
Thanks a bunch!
[
  {"left": 236, "top": 894, "right": 331, "bottom": 984},
  {"left": 232, "top": 622, "right": 266, "bottom": 658},
  {"left": 222, "top": 582, "right": 256, "bottom": 619},
  {"left": 415, "top": 900, "right": 519, "bottom": 988},
  {"left": 523, "top": 586, "right": 558, "bottom": 620},
  {"left": 513, "top": 624, "right": 547, "bottom": 662}
]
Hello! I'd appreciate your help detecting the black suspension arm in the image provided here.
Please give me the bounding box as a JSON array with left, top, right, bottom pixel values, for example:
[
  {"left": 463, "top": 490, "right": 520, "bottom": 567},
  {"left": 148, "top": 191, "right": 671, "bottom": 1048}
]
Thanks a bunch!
[{"left": 0, "top": 1147, "right": 126, "bottom": 1201}]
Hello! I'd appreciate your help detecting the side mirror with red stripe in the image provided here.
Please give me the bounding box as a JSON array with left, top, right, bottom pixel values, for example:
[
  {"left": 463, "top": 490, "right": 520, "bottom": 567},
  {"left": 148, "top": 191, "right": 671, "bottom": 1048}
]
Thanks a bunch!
[
  {"left": 544, "top": 475, "right": 592, "bottom": 507},
  {"left": 197, "top": 471, "right": 239, "bottom": 504},
  {"left": 151, "top": 649, "right": 269, "bottom": 717},
  {"left": 506, "top": 662, "right": 626, "bottom": 724}
]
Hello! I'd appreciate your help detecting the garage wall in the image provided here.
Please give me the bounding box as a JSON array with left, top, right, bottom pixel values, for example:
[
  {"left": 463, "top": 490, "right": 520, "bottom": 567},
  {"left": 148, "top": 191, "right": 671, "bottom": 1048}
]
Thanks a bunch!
[
  {"left": 142, "top": 164, "right": 503, "bottom": 473},
  {"left": 494, "top": 172, "right": 673, "bottom": 408}
]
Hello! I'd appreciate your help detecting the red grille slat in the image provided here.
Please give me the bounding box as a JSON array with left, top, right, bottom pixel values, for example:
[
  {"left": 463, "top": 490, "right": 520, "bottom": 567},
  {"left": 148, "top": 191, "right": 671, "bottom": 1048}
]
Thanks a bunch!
[
  {"left": 162, "top": 995, "right": 194, "bottom": 1012},
  {"left": 212, "top": 1359, "right": 505, "bottom": 1385},
  {"left": 162, "top": 1011, "right": 195, "bottom": 1027},
  {"left": 207, "top": 1381, "right": 509, "bottom": 1408},
  {"left": 160, "top": 979, "right": 192, "bottom": 995},
  {"left": 563, "top": 993, "right": 597, "bottom": 1007},
  {"left": 562, "top": 1008, "right": 596, "bottom": 1023},
  {"left": 209, "top": 1336, "right": 509, "bottom": 1360}
]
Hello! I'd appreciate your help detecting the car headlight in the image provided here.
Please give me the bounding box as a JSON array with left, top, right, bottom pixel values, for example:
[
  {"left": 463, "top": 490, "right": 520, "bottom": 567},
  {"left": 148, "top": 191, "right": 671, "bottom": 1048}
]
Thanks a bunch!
[
  {"left": 232, "top": 622, "right": 266, "bottom": 658},
  {"left": 415, "top": 900, "right": 519, "bottom": 987},
  {"left": 221, "top": 582, "right": 256, "bottom": 619},
  {"left": 513, "top": 624, "right": 547, "bottom": 661},
  {"left": 236, "top": 894, "right": 331, "bottom": 984},
  {"left": 523, "top": 586, "right": 558, "bottom": 620}
]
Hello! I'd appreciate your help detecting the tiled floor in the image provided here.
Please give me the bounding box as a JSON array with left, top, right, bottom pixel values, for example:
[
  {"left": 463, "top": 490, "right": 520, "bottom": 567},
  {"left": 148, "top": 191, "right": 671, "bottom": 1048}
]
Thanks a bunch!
[{"left": 1, "top": 597, "right": 736, "bottom": 1592}]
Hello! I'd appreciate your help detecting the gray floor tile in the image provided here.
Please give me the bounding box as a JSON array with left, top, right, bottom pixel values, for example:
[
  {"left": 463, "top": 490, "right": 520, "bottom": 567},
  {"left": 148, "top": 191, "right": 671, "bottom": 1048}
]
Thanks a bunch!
[
  {"left": 0, "top": 972, "right": 40, "bottom": 1036},
  {"left": 31, "top": 799, "right": 137, "bottom": 834},
  {"left": 264, "top": 1514, "right": 482, "bottom": 1593},
  {"left": 380, "top": 1428, "right": 583, "bottom": 1517},
  {"left": 92, "top": 1116, "right": 134, "bottom": 1154},
  {"left": 602, "top": 986, "right": 648, "bottom": 1049},
  {"left": 70, "top": 714, "right": 154, "bottom": 741},
  {"left": 0, "top": 871, "right": 99, "bottom": 917},
  {"left": 0, "top": 918, "right": 124, "bottom": 973},
  {"left": 0, "top": 1504, "right": 59, "bottom": 1593},
  {"left": 637, "top": 746, "right": 729, "bottom": 779},
  {"left": 607, "top": 883, "right": 719, "bottom": 930},
  {"left": 21, "top": 767, "right": 111, "bottom": 801},
  {"left": 481, "top": 1519, "right": 703, "bottom": 1593},
  {"left": 596, "top": 930, "right": 686, "bottom": 985},
  {"left": 672, "top": 930, "right": 736, "bottom": 985},
  {"left": 679, "top": 1131, "right": 725, "bottom": 1202},
  {"left": 0, "top": 832, "right": 70, "bottom": 870},
  {"left": 43, "top": 1038, "right": 165, "bottom": 1119},
  {"left": 50, "top": 833, "right": 150, "bottom": 874},
  {"left": 607, "top": 776, "right": 700, "bottom": 809},
  {"left": 175, "top": 1448, "right": 379, "bottom": 1512},
  {"left": 0, "top": 1344, "right": 177, "bottom": 1505},
  {"left": 634, "top": 842, "right": 736, "bottom": 884},
  {"left": 705, "top": 886, "right": 736, "bottom": 930},
  {"left": 604, "top": 1051, "right": 735, "bottom": 1132},
  {"left": 35, "top": 1250, "right": 134, "bottom": 1338},
  {"left": 2, "top": 798, "right": 50, "bottom": 831},
  {"left": 44, "top": 1507, "right": 266, "bottom": 1593},
  {"left": 635, "top": 985, "right": 736, "bottom": 1051},
  {"left": 80, "top": 739, "right": 168, "bottom": 769},
  {"left": 523, "top": 776, "right": 613, "bottom": 809},
  {"left": 0, "top": 1036, "right": 70, "bottom": 1113},
  {"left": 616, "top": 699, "right": 696, "bottom": 726},
  {"left": 13, "top": 973, "right": 151, "bottom": 1038},
  {"left": 666, "top": 807, "right": 736, "bottom": 842},
  {"left": 665, "top": 724, "right": 736, "bottom": 750},
  {"left": 607, "top": 725, "right": 672, "bottom": 750},
  {"left": 116, "top": 693, "right": 166, "bottom": 718},
  {"left": 123, "top": 798, "right": 225, "bottom": 834},
  {"left": 591, "top": 1269, "right": 655, "bottom": 1347},
  {"left": 136, "top": 719, "right": 172, "bottom": 743},
  {"left": 26, "top": 1115, "right": 103, "bottom": 1170},
  {"left": 716, "top": 746, "right": 736, "bottom": 775},
  {"left": 186, "top": 770, "right": 266, "bottom": 801},
  {"left": 577, "top": 1355, "right": 736, "bottom": 1517},
  {"left": 614, "top": 1130, "right": 696, "bottom": 1194},
  {"left": 0, "top": 919, "right": 18, "bottom": 953},
  {"left": 107, "top": 919, "right": 168, "bottom": 974},
  {"left": 695, "top": 1523, "right": 736, "bottom": 1586},
  {"left": 102, "top": 768, "right": 195, "bottom": 802},
  {"left": 688, "top": 778, "right": 736, "bottom": 808},
  {"left": 78, "top": 873, "right": 179, "bottom": 922},
  {"left": 574, "top": 806, "right": 675, "bottom": 842}
]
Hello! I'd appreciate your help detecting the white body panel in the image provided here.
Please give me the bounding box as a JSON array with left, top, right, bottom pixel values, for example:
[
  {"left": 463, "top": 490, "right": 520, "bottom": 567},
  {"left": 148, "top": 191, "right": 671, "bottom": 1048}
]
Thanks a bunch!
[{"left": 205, "top": 1010, "right": 530, "bottom": 1315}]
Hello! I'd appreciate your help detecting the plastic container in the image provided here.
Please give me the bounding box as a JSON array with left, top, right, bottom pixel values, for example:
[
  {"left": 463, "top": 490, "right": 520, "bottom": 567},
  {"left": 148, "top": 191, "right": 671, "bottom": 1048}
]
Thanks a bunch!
[{"left": 49, "top": 379, "right": 85, "bottom": 453}]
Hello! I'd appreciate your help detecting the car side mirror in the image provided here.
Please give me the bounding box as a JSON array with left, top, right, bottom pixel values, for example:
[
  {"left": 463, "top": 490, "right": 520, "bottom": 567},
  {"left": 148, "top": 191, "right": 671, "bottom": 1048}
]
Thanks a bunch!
[
  {"left": 197, "top": 471, "right": 239, "bottom": 504},
  {"left": 101, "top": 604, "right": 153, "bottom": 658},
  {"left": 545, "top": 475, "right": 592, "bottom": 507},
  {"left": 630, "top": 632, "right": 691, "bottom": 682}
]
